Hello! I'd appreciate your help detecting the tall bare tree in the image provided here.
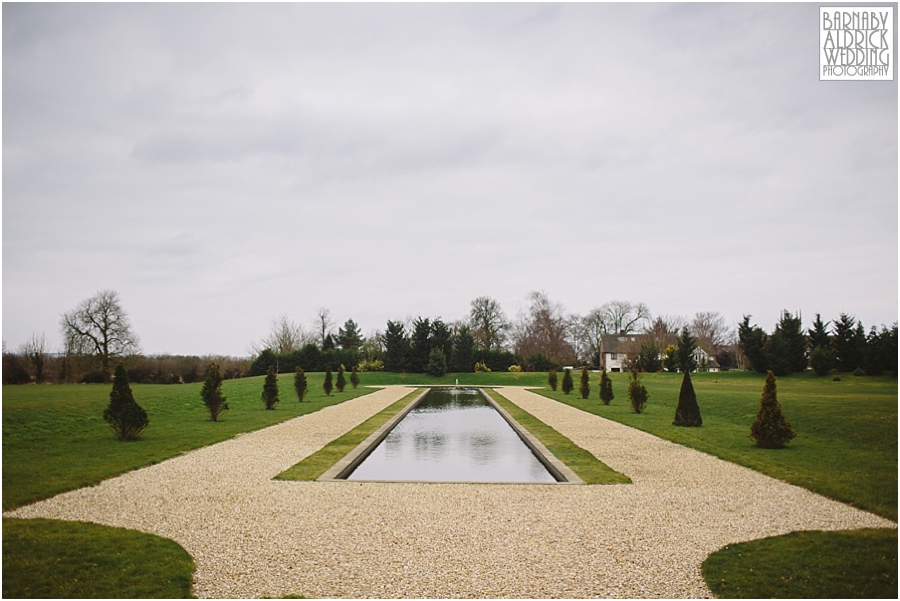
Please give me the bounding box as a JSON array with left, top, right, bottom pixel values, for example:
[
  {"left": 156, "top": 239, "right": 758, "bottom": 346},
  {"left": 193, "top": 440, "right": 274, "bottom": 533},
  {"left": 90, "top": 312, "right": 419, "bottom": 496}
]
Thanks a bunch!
[
  {"left": 601, "top": 300, "right": 651, "bottom": 334},
  {"left": 646, "top": 314, "right": 687, "bottom": 349},
  {"left": 250, "top": 314, "right": 309, "bottom": 355},
  {"left": 60, "top": 290, "right": 140, "bottom": 381},
  {"left": 512, "top": 291, "right": 574, "bottom": 364},
  {"left": 468, "top": 296, "right": 510, "bottom": 350},
  {"left": 577, "top": 308, "right": 610, "bottom": 365},
  {"left": 313, "top": 307, "right": 335, "bottom": 348},
  {"left": 20, "top": 332, "right": 48, "bottom": 383},
  {"left": 690, "top": 311, "right": 731, "bottom": 354}
]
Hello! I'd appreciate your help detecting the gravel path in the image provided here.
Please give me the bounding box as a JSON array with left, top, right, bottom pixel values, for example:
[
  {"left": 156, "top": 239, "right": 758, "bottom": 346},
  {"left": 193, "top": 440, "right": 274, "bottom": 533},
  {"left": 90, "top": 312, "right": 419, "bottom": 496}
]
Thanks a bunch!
[{"left": 5, "top": 385, "right": 895, "bottom": 598}]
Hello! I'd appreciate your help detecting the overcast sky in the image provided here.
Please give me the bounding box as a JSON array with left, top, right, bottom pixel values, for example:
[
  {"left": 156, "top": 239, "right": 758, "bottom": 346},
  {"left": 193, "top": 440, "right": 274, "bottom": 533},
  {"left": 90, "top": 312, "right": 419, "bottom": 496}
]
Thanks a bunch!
[{"left": 3, "top": 2, "right": 897, "bottom": 357}]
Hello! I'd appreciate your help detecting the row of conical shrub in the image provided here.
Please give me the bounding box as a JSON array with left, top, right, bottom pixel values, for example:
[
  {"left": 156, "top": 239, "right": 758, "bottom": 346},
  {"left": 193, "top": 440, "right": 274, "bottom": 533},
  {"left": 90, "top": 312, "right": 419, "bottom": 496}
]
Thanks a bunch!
[
  {"left": 547, "top": 366, "right": 796, "bottom": 449},
  {"left": 264, "top": 364, "right": 360, "bottom": 409},
  {"left": 102, "top": 362, "right": 364, "bottom": 440}
]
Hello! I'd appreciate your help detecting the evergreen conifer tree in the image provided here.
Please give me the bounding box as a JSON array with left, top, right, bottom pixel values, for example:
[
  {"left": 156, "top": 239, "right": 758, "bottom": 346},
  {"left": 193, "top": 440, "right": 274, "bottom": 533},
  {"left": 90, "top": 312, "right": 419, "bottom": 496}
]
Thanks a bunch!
[
  {"left": 676, "top": 327, "right": 698, "bottom": 372},
  {"left": 547, "top": 369, "right": 558, "bottom": 391},
  {"left": 561, "top": 368, "right": 574, "bottom": 394},
  {"left": 384, "top": 320, "right": 410, "bottom": 372},
  {"left": 323, "top": 368, "right": 333, "bottom": 396},
  {"left": 449, "top": 327, "right": 475, "bottom": 373},
  {"left": 833, "top": 314, "right": 864, "bottom": 372},
  {"left": 427, "top": 347, "right": 447, "bottom": 377},
  {"left": 627, "top": 368, "right": 648, "bottom": 413},
  {"left": 350, "top": 365, "right": 360, "bottom": 389},
  {"left": 201, "top": 363, "right": 228, "bottom": 421},
  {"left": 579, "top": 367, "right": 590, "bottom": 399},
  {"left": 336, "top": 364, "right": 347, "bottom": 392},
  {"left": 808, "top": 314, "right": 831, "bottom": 351},
  {"left": 103, "top": 363, "right": 149, "bottom": 440},
  {"left": 262, "top": 365, "right": 279, "bottom": 409},
  {"left": 809, "top": 346, "right": 834, "bottom": 376},
  {"left": 322, "top": 334, "right": 336, "bottom": 350},
  {"left": 294, "top": 366, "right": 308, "bottom": 401},
  {"left": 409, "top": 317, "right": 432, "bottom": 373},
  {"left": 739, "top": 316, "right": 769, "bottom": 373},
  {"left": 778, "top": 310, "right": 808, "bottom": 374},
  {"left": 337, "top": 319, "right": 364, "bottom": 351},
  {"left": 599, "top": 367, "right": 614, "bottom": 405},
  {"left": 672, "top": 369, "right": 702, "bottom": 427},
  {"left": 750, "top": 371, "right": 797, "bottom": 448}
]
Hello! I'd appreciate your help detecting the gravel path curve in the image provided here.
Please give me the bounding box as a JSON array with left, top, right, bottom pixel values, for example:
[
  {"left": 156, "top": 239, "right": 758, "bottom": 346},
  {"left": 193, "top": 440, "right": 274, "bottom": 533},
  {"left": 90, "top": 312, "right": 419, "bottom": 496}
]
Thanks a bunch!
[{"left": 5, "top": 385, "right": 895, "bottom": 598}]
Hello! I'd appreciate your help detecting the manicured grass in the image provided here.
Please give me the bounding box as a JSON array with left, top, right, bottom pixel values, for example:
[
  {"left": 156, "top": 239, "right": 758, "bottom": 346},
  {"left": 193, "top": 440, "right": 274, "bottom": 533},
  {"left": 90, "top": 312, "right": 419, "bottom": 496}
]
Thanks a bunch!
[
  {"left": 536, "top": 370, "right": 898, "bottom": 521},
  {"left": 4, "top": 370, "right": 896, "bottom": 599},
  {"left": 276, "top": 388, "right": 425, "bottom": 481},
  {"left": 2, "top": 517, "right": 194, "bottom": 598},
  {"left": 2, "top": 374, "right": 379, "bottom": 510},
  {"left": 483, "top": 388, "right": 631, "bottom": 485},
  {"left": 702, "top": 528, "right": 898, "bottom": 598}
]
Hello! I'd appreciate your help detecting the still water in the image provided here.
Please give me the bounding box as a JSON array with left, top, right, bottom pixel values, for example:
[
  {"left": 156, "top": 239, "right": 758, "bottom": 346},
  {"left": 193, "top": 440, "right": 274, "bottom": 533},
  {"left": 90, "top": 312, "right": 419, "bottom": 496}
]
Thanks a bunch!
[{"left": 347, "top": 388, "right": 557, "bottom": 482}]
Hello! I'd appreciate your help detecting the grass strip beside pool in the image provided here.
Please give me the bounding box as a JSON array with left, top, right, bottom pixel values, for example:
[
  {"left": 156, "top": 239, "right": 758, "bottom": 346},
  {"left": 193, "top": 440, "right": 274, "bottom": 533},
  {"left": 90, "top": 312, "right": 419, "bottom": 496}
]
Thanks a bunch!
[
  {"left": 276, "top": 389, "right": 425, "bottom": 481},
  {"left": 701, "top": 528, "right": 898, "bottom": 598},
  {"left": 2, "top": 518, "right": 195, "bottom": 599},
  {"left": 485, "top": 389, "right": 631, "bottom": 485}
]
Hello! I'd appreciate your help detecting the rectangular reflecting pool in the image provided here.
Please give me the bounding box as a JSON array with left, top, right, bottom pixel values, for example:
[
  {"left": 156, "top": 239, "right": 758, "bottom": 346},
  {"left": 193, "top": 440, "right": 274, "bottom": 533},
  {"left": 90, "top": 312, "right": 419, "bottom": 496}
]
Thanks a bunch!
[{"left": 345, "top": 388, "right": 559, "bottom": 483}]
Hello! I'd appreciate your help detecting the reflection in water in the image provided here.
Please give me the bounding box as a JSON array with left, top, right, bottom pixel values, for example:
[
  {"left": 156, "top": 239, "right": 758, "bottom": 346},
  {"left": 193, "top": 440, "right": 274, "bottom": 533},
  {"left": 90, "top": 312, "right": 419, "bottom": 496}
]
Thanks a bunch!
[{"left": 347, "top": 389, "right": 556, "bottom": 482}]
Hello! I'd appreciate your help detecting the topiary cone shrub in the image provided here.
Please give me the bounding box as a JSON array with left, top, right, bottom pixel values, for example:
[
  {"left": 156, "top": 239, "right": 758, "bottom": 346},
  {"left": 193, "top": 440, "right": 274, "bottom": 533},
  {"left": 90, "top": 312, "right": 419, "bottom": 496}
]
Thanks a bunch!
[
  {"left": 627, "top": 368, "right": 648, "bottom": 413},
  {"left": 336, "top": 364, "right": 347, "bottom": 393},
  {"left": 672, "top": 369, "right": 702, "bottom": 427},
  {"left": 294, "top": 366, "right": 308, "bottom": 402},
  {"left": 750, "top": 370, "right": 797, "bottom": 449},
  {"left": 547, "top": 369, "right": 558, "bottom": 391},
  {"left": 561, "top": 368, "right": 574, "bottom": 394},
  {"left": 599, "top": 367, "right": 614, "bottom": 405},
  {"left": 262, "top": 365, "right": 279, "bottom": 410},
  {"left": 201, "top": 362, "right": 228, "bottom": 421},
  {"left": 323, "top": 368, "right": 333, "bottom": 396},
  {"left": 103, "top": 363, "right": 149, "bottom": 440},
  {"left": 579, "top": 367, "right": 590, "bottom": 399},
  {"left": 350, "top": 365, "right": 360, "bottom": 389}
]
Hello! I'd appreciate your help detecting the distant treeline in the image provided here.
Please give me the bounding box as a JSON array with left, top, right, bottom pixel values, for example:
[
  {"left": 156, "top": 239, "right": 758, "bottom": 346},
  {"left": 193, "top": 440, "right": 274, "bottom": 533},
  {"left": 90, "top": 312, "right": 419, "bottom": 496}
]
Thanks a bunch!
[
  {"left": 1, "top": 352, "right": 251, "bottom": 386},
  {"left": 247, "top": 342, "right": 529, "bottom": 376}
]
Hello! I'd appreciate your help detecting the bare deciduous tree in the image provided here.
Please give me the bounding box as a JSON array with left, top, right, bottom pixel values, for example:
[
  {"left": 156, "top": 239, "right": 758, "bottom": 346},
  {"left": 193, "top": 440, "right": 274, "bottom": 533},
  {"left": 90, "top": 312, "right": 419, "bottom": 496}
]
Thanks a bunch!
[
  {"left": 250, "top": 314, "right": 310, "bottom": 355},
  {"left": 601, "top": 300, "right": 652, "bottom": 334},
  {"left": 690, "top": 311, "right": 731, "bottom": 354},
  {"left": 20, "top": 332, "right": 48, "bottom": 383},
  {"left": 512, "top": 291, "right": 574, "bottom": 364},
  {"left": 313, "top": 307, "right": 335, "bottom": 348},
  {"left": 468, "top": 296, "right": 510, "bottom": 350},
  {"left": 577, "top": 308, "right": 610, "bottom": 366},
  {"left": 645, "top": 314, "right": 688, "bottom": 349},
  {"left": 60, "top": 290, "right": 140, "bottom": 381}
]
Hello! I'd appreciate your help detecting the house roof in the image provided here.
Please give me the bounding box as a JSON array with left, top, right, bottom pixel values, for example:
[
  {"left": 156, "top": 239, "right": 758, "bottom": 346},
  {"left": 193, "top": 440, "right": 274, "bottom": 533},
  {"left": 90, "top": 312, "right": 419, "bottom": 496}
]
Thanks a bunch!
[{"left": 600, "top": 333, "right": 649, "bottom": 353}]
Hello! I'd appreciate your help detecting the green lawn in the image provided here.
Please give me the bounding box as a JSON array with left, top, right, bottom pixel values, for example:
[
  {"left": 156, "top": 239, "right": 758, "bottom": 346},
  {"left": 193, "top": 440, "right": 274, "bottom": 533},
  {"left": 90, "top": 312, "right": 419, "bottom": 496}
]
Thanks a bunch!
[
  {"left": 3, "top": 370, "right": 896, "bottom": 598},
  {"left": 2, "top": 517, "right": 194, "bottom": 598},
  {"left": 2, "top": 373, "right": 380, "bottom": 511},
  {"left": 702, "top": 528, "right": 898, "bottom": 598},
  {"left": 536, "top": 370, "right": 898, "bottom": 521}
]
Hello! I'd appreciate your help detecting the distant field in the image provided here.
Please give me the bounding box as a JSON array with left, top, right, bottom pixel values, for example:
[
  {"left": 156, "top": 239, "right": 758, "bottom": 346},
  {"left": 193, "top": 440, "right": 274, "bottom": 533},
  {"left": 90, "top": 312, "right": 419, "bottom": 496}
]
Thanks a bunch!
[{"left": 537, "top": 370, "right": 898, "bottom": 521}]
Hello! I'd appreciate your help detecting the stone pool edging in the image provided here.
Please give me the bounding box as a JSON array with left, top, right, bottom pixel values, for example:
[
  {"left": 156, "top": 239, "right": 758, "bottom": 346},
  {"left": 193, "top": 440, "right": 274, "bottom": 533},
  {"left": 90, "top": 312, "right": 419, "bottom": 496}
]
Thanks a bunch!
[
  {"left": 319, "top": 386, "right": 582, "bottom": 484},
  {"left": 478, "top": 388, "right": 583, "bottom": 484},
  {"left": 317, "top": 388, "right": 430, "bottom": 481}
]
